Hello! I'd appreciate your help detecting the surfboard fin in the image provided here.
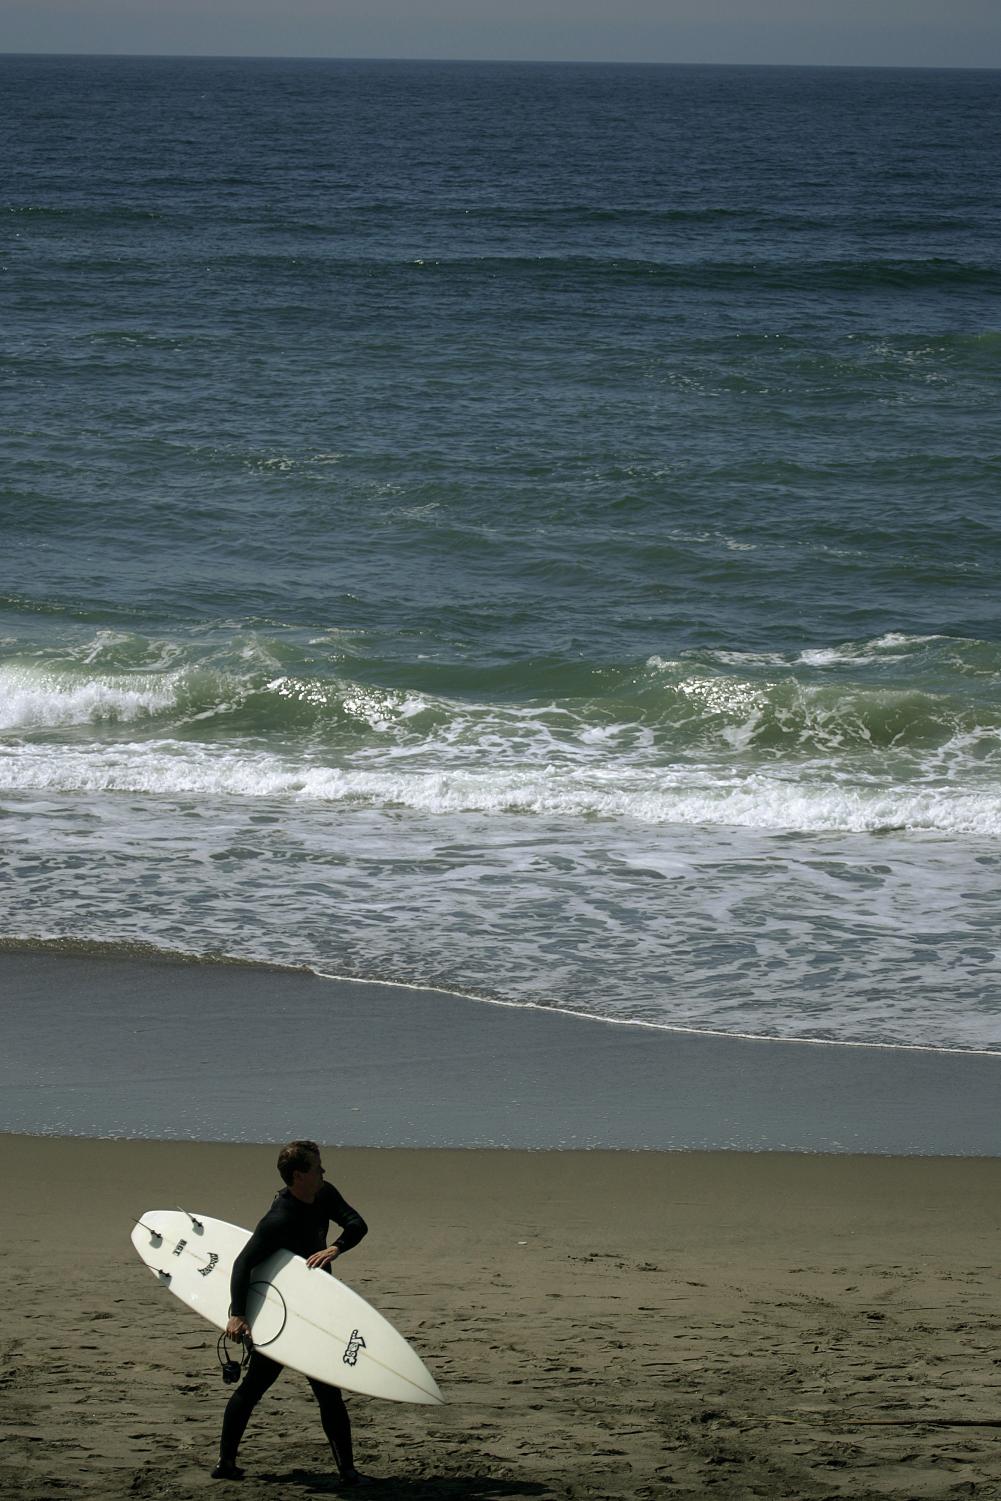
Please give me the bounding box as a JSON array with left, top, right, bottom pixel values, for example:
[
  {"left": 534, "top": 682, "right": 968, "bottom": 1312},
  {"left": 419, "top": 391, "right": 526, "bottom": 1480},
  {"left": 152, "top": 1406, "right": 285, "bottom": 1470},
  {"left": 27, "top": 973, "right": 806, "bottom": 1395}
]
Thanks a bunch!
[{"left": 177, "top": 1207, "right": 204, "bottom": 1231}]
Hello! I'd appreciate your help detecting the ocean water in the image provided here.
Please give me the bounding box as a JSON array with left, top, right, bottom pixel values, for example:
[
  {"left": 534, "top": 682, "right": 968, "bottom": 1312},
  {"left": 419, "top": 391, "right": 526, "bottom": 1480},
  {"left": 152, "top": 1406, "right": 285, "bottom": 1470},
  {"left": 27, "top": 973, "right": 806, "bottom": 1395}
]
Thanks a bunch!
[{"left": 3, "top": 55, "right": 1001, "bottom": 1050}]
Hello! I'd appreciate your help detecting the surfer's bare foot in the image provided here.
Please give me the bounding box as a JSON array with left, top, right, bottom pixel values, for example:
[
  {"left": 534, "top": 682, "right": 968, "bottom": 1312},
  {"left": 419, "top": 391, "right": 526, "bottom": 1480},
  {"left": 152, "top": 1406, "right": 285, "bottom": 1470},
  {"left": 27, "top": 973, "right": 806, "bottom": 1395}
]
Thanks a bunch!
[
  {"left": 338, "top": 1469, "right": 373, "bottom": 1486},
  {"left": 211, "top": 1459, "right": 245, "bottom": 1480}
]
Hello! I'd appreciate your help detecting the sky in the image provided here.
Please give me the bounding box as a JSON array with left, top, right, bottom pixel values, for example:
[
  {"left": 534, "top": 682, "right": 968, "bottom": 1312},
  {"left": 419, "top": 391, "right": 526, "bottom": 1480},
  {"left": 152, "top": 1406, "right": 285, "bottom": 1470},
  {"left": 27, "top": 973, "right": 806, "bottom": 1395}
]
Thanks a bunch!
[{"left": 0, "top": 0, "right": 999, "bottom": 69}]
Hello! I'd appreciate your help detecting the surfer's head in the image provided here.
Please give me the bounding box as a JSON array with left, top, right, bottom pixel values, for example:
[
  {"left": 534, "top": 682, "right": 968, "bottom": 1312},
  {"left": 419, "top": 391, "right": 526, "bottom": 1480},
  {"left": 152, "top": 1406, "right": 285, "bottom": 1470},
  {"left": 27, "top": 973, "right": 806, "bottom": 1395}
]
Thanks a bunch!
[{"left": 278, "top": 1139, "right": 323, "bottom": 1187}]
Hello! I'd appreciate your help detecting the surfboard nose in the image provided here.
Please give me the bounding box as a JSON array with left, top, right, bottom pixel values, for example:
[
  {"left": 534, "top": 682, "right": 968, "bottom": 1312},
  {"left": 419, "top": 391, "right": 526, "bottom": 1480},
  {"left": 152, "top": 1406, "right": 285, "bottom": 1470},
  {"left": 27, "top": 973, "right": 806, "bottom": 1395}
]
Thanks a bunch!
[{"left": 409, "top": 1372, "right": 446, "bottom": 1405}]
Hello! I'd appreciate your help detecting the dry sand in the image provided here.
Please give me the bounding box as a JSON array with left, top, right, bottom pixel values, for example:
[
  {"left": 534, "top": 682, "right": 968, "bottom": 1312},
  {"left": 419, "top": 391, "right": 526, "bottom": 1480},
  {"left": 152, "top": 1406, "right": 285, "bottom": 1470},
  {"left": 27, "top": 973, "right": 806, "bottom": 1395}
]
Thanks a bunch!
[{"left": 3, "top": 1135, "right": 1001, "bottom": 1500}]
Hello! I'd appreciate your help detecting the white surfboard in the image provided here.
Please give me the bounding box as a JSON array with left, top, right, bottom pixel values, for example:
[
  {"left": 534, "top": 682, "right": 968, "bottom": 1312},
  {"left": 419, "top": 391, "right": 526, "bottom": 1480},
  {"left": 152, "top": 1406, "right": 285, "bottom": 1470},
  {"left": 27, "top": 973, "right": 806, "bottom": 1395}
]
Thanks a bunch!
[{"left": 131, "top": 1208, "right": 443, "bottom": 1405}]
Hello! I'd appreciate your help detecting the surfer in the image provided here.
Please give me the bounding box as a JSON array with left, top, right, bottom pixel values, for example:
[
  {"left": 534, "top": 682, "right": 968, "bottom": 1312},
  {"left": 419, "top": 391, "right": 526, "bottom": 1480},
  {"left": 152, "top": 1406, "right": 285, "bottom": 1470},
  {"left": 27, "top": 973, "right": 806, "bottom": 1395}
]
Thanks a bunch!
[{"left": 212, "top": 1140, "right": 369, "bottom": 1484}]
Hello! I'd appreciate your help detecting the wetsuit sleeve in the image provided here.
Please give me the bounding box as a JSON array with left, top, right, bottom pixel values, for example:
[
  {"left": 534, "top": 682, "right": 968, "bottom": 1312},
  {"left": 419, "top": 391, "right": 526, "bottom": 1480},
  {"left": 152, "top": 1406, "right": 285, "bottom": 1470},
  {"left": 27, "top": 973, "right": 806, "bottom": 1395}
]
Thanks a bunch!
[
  {"left": 229, "top": 1214, "right": 286, "bottom": 1320},
  {"left": 324, "top": 1184, "right": 368, "bottom": 1255}
]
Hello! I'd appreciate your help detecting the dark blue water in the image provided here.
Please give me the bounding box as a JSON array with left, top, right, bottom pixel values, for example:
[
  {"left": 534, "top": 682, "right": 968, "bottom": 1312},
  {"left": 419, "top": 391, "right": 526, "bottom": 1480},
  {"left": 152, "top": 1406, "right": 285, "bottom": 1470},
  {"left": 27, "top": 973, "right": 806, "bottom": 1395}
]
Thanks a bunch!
[{"left": 3, "top": 57, "right": 1001, "bottom": 1048}]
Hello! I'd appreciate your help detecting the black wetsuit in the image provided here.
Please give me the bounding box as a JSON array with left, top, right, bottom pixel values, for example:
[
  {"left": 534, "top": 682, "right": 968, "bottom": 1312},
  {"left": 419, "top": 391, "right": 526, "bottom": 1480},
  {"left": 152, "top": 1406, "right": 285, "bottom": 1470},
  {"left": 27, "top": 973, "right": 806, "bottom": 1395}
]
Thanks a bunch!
[{"left": 219, "top": 1183, "right": 368, "bottom": 1473}]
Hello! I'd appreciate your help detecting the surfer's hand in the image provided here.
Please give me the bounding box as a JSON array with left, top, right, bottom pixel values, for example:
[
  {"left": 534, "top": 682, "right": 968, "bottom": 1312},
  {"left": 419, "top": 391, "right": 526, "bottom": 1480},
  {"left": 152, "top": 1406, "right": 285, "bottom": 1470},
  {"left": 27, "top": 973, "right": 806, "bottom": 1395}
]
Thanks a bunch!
[
  {"left": 226, "top": 1316, "right": 251, "bottom": 1339},
  {"left": 306, "top": 1247, "right": 340, "bottom": 1269}
]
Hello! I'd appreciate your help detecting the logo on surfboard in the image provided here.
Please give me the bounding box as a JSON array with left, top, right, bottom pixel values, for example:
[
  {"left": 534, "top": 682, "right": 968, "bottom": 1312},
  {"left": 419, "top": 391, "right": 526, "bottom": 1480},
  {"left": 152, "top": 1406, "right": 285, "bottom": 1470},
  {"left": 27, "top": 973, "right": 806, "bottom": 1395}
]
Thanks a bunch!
[{"left": 343, "top": 1329, "right": 366, "bottom": 1366}]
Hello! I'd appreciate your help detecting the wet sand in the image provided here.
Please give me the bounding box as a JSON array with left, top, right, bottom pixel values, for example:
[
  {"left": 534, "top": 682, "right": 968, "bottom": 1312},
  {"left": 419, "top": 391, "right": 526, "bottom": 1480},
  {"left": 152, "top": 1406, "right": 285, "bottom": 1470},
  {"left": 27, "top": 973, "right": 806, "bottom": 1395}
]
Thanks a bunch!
[
  {"left": 3, "top": 1134, "right": 1001, "bottom": 1500},
  {"left": 2, "top": 947, "right": 1000, "bottom": 1152}
]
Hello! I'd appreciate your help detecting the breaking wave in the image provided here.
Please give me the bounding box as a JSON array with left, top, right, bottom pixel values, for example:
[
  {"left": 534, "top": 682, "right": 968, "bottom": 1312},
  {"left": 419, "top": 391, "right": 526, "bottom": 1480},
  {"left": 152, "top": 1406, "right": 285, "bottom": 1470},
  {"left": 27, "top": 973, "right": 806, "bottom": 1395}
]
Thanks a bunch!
[{"left": 3, "top": 739, "right": 1000, "bottom": 836}]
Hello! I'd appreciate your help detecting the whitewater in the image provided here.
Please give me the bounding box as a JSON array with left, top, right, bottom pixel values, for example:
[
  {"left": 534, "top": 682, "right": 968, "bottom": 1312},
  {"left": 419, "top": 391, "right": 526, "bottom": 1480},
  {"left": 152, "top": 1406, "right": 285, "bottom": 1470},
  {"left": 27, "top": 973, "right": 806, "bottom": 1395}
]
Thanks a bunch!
[{"left": 2, "top": 626, "right": 999, "bottom": 1050}]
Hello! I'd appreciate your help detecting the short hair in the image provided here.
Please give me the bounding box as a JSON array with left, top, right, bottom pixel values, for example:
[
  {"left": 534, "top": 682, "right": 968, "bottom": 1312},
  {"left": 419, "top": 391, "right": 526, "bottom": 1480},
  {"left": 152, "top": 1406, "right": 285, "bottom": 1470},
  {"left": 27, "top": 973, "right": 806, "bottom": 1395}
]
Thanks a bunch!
[{"left": 277, "top": 1139, "right": 320, "bottom": 1184}]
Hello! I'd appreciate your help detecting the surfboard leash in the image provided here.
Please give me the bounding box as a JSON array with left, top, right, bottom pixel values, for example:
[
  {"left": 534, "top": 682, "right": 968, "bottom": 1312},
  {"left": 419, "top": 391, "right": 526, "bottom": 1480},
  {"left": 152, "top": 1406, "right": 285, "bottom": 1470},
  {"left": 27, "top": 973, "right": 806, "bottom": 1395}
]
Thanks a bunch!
[{"left": 217, "top": 1330, "right": 254, "bottom": 1385}]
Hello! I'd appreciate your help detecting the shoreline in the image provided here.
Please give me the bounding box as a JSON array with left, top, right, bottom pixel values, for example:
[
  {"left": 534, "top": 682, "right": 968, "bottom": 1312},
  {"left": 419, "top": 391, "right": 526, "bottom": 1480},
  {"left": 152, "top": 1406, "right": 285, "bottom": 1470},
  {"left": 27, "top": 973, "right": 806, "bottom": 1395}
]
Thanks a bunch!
[
  {"left": 3, "top": 947, "right": 1000, "bottom": 1154},
  {"left": 8, "top": 934, "right": 1000, "bottom": 1058}
]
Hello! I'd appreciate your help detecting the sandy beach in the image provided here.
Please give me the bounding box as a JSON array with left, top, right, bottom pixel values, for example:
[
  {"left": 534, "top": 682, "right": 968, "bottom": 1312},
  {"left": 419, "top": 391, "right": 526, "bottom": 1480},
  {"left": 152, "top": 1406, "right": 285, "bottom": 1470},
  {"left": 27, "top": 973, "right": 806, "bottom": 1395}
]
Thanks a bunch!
[{"left": 2, "top": 1134, "right": 1001, "bottom": 1500}]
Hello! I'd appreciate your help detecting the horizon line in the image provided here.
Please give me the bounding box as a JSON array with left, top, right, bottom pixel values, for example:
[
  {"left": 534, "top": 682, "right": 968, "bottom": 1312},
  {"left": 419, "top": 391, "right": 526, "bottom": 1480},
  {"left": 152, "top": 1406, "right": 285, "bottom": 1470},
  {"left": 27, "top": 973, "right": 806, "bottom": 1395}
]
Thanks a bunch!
[{"left": 2, "top": 50, "right": 1000, "bottom": 74}]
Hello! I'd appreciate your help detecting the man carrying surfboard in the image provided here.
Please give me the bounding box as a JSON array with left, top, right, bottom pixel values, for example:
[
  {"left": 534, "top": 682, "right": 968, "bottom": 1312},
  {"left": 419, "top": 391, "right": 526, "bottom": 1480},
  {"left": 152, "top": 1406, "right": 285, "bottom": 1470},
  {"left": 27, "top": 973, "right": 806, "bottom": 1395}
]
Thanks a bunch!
[{"left": 213, "top": 1140, "right": 369, "bottom": 1484}]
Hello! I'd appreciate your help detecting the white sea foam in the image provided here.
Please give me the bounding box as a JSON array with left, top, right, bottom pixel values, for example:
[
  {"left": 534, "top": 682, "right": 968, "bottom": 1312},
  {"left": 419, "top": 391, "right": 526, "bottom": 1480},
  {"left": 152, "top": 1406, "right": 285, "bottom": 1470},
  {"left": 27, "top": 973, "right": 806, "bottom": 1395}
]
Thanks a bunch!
[
  {"left": 2, "top": 739, "right": 999, "bottom": 835},
  {"left": 676, "top": 633, "right": 949, "bottom": 673},
  {"left": 0, "top": 665, "right": 178, "bottom": 729},
  {"left": 3, "top": 785, "right": 999, "bottom": 1052},
  {"left": 795, "top": 633, "right": 944, "bottom": 667}
]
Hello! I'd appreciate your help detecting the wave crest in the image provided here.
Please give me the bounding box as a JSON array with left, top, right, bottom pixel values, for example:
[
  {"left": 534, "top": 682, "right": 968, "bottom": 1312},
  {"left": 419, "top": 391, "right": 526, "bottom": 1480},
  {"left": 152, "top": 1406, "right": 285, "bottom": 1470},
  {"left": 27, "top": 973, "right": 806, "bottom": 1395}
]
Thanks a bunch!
[
  {"left": 2, "top": 740, "right": 1000, "bottom": 836},
  {"left": 3, "top": 632, "right": 1001, "bottom": 778},
  {"left": 0, "top": 663, "right": 178, "bottom": 729}
]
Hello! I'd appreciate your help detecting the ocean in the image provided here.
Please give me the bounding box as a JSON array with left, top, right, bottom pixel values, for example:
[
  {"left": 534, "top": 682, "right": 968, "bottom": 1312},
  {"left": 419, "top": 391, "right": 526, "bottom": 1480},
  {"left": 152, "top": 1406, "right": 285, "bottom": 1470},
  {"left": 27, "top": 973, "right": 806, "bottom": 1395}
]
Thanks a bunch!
[{"left": 3, "top": 55, "right": 1001, "bottom": 1051}]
